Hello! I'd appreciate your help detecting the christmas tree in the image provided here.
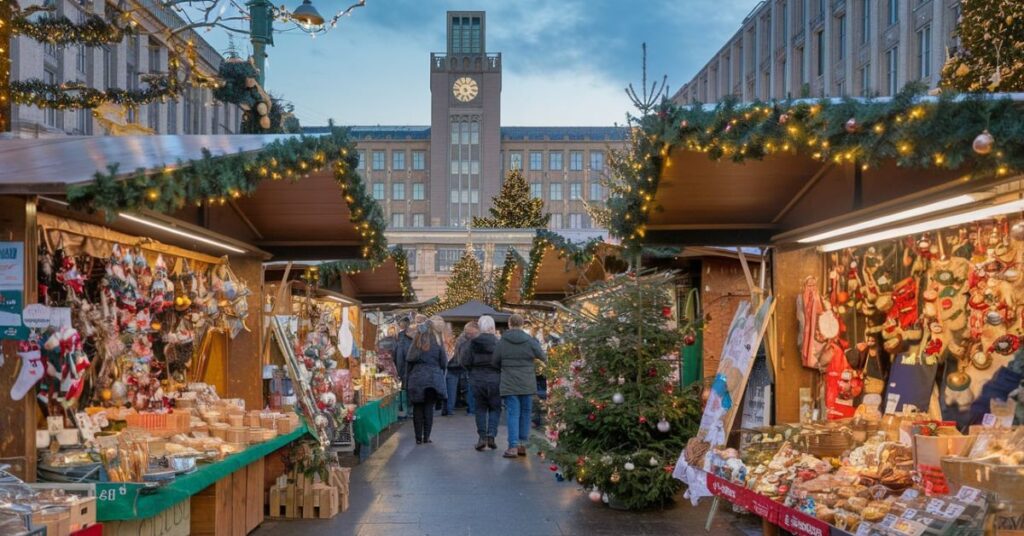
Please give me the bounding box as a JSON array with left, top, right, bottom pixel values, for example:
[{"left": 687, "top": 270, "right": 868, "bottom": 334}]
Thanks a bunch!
[
  {"left": 940, "top": 0, "right": 1024, "bottom": 92},
  {"left": 471, "top": 169, "right": 550, "bottom": 229},
  {"left": 540, "top": 276, "right": 702, "bottom": 510},
  {"left": 433, "top": 246, "right": 484, "bottom": 312}
]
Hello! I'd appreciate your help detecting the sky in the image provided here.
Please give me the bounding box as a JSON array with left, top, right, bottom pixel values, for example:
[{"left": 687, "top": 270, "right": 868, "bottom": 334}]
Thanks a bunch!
[{"left": 203, "top": 0, "right": 757, "bottom": 127}]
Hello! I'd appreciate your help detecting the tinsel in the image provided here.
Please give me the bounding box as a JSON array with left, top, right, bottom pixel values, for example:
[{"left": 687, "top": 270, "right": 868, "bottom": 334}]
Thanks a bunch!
[
  {"left": 607, "top": 83, "right": 1024, "bottom": 248},
  {"left": 65, "top": 128, "right": 389, "bottom": 261}
]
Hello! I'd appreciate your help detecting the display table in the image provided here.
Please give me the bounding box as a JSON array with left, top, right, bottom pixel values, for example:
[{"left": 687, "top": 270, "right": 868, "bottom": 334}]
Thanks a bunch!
[
  {"left": 352, "top": 391, "right": 404, "bottom": 446},
  {"left": 96, "top": 424, "right": 308, "bottom": 536}
]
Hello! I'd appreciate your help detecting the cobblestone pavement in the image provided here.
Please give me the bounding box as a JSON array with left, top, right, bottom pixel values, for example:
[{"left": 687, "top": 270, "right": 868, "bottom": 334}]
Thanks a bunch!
[{"left": 254, "top": 413, "right": 759, "bottom": 536}]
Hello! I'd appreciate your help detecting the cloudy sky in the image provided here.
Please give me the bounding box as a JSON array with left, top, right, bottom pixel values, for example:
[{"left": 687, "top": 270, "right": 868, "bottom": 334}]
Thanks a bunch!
[{"left": 209, "top": 0, "right": 755, "bottom": 126}]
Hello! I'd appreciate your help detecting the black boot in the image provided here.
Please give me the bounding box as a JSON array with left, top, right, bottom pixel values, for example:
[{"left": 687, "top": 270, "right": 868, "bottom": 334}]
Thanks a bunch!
[
  {"left": 487, "top": 436, "right": 497, "bottom": 450},
  {"left": 475, "top": 435, "right": 487, "bottom": 451}
]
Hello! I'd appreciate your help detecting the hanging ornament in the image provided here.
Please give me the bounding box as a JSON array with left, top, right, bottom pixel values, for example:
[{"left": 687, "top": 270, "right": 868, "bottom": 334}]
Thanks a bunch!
[
  {"left": 724, "top": 124, "right": 732, "bottom": 133},
  {"left": 844, "top": 117, "right": 858, "bottom": 133},
  {"left": 589, "top": 488, "right": 603, "bottom": 503},
  {"left": 624, "top": 461, "right": 635, "bottom": 471},
  {"left": 661, "top": 306, "right": 672, "bottom": 318},
  {"left": 1010, "top": 221, "right": 1024, "bottom": 241},
  {"left": 549, "top": 464, "right": 559, "bottom": 472},
  {"left": 657, "top": 419, "right": 671, "bottom": 433},
  {"left": 638, "top": 416, "right": 647, "bottom": 424},
  {"left": 778, "top": 113, "right": 789, "bottom": 124},
  {"left": 680, "top": 119, "right": 688, "bottom": 128},
  {"left": 647, "top": 367, "right": 658, "bottom": 378},
  {"left": 602, "top": 493, "right": 610, "bottom": 504},
  {"left": 683, "top": 332, "right": 696, "bottom": 346},
  {"left": 617, "top": 376, "right": 626, "bottom": 385},
  {"left": 610, "top": 471, "right": 621, "bottom": 484},
  {"left": 588, "top": 413, "right": 597, "bottom": 422},
  {"left": 649, "top": 456, "right": 659, "bottom": 467},
  {"left": 973, "top": 130, "right": 995, "bottom": 155},
  {"left": 612, "top": 392, "right": 625, "bottom": 405}
]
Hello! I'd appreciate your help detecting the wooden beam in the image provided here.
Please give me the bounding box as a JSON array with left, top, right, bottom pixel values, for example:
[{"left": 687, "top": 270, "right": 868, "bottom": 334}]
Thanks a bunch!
[
  {"left": 771, "top": 162, "right": 834, "bottom": 224},
  {"left": 643, "top": 228, "right": 777, "bottom": 247},
  {"left": 228, "top": 199, "right": 264, "bottom": 241}
]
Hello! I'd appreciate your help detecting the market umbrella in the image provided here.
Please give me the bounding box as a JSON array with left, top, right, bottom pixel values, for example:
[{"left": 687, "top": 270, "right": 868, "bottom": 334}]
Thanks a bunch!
[{"left": 436, "top": 300, "right": 511, "bottom": 324}]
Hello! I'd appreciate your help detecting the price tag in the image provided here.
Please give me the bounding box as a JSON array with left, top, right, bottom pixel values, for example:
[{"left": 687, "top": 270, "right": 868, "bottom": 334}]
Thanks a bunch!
[
  {"left": 46, "top": 416, "right": 64, "bottom": 433},
  {"left": 956, "top": 486, "right": 982, "bottom": 504},
  {"left": 944, "top": 503, "right": 966, "bottom": 519},
  {"left": 855, "top": 522, "right": 874, "bottom": 536},
  {"left": 902, "top": 508, "right": 918, "bottom": 519},
  {"left": 97, "top": 484, "right": 128, "bottom": 502},
  {"left": 982, "top": 413, "right": 997, "bottom": 427},
  {"left": 900, "top": 489, "right": 920, "bottom": 501},
  {"left": 925, "top": 498, "right": 946, "bottom": 515},
  {"left": 880, "top": 514, "right": 899, "bottom": 527},
  {"left": 91, "top": 411, "right": 109, "bottom": 428},
  {"left": 73, "top": 412, "right": 97, "bottom": 443},
  {"left": 885, "top": 393, "right": 900, "bottom": 415}
]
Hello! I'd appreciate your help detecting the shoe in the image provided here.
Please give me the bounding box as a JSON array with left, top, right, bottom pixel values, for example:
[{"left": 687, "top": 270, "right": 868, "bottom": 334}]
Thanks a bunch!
[
  {"left": 416, "top": 438, "right": 423, "bottom": 445},
  {"left": 441, "top": 411, "right": 450, "bottom": 417},
  {"left": 517, "top": 445, "right": 527, "bottom": 457},
  {"left": 503, "top": 448, "right": 519, "bottom": 458},
  {"left": 487, "top": 437, "right": 497, "bottom": 450},
  {"left": 424, "top": 438, "right": 433, "bottom": 444},
  {"left": 475, "top": 437, "right": 487, "bottom": 451}
]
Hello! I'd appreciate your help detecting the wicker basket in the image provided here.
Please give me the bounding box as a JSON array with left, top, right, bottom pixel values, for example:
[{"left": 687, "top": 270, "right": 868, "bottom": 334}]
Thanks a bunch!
[{"left": 801, "top": 428, "right": 854, "bottom": 458}]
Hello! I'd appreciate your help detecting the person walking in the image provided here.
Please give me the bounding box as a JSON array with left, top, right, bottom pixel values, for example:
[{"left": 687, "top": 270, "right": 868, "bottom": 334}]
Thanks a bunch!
[
  {"left": 493, "top": 314, "right": 546, "bottom": 458},
  {"left": 445, "top": 322, "right": 477, "bottom": 416},
  {"left": 405, "top": 315, "right": 448, "bottom": 444},
  {"left": 466, "top": 316, "right": 501, "bottom": 451},
  {"left": 394, "top": 316, "right": 413, "bottom": 387}
]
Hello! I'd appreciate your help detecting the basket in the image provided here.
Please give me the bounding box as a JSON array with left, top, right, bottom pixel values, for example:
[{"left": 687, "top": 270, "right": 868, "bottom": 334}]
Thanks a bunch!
[
  {"left": 124, "top": 412, "right": 191, "bottom": 437},
  {"left": 332, "top": 420, "right": 354, "bottom": 452},
  {"left": 802, "top": 428, "right": 854, "bottom": 458},
  {"left": 940, "top": 457, "right": 996, "bottom": 493}
]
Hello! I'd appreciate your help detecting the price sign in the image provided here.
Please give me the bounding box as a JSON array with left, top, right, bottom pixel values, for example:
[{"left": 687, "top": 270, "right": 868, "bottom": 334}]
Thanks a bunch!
[
  {"left": 955, "top": 486, "right": 983, "bottom": 504},
  {"left": 779, "top": 506, "right": 829, "bottom": 536}
]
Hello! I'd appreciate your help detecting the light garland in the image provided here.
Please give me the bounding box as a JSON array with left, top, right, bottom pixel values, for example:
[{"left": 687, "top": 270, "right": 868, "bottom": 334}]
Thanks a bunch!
[
  {"left": 521, "top": 229, "right": 603, "bottom": 300},
  {"left": 11, "top": 11, "right": 136, "bottom": 47}
]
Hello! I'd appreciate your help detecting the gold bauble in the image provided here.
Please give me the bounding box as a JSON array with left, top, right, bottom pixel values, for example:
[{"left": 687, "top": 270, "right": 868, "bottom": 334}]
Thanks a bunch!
[
  {"left": 150, "top": 321, "right": 162, "bottom": 331},
  {"left": 973, "top": 130, "right": 995, "bottom": 155},
  {"left": 259, "top": 116, "right": 272, "bottom": 130},
  {"left": 946, "top": 370, "right": 971, "bottom": 391},
  {"left": 100, "top": 388, "right": 112, "bottom": 401},
  {"left": 610, "top": 471, "right": 621, "bottom": 484}
]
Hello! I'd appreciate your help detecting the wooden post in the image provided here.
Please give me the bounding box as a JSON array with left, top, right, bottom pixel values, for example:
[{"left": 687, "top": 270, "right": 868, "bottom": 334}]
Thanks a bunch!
[
  {"left": 0, "top": 196, "right": 38, "bottom": 481},
  {"left": 225, "top": 256, "right": 264, "bottom": 408}
]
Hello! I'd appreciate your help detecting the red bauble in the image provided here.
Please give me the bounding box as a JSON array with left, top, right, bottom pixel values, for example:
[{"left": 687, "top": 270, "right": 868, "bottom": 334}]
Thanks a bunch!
[
  {"left": 680, "top": 119, "right": 689, "bottom": 128},
  {"left": 683, "top": 333, "right": 696, "bottom": 346},
  {"left": 588, "top": 413, "right": 597, "bottom": 422},
  {"left": 596, "top": 404, "right": 606, "bottom": 411},
  {"left": 648, "top": 367, "right": 658, "bottom": 378},
  {"left": 303, "top": 358, "right": 315, "bottom": 369},
  {"left": 638, "top": 416, "right": 648, "bottom": 424},
  {"left": 662, "top": 306, "right": 672, "bottom": 318},
  {"left": 550, "top": 464, "right": 559, "bottom": 472},
  {"left": 316, "top": 401, "right": 326, "bottom": 410}
]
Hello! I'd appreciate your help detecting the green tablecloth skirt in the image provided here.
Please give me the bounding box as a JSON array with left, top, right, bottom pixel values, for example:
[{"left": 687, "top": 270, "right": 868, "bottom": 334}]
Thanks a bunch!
[
  {"left": 96, "top": 424, "right": 309, "bottom": 521},
  {"left": 352, "top": 391, "right": 405, "bottom": 446}
]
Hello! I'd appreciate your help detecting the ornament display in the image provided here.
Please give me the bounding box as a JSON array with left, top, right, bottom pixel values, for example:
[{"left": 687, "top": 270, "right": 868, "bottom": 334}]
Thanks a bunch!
[
  {"left": 683, "top": 332, "right": 696, "bottom": 346},
  {"left": 845, "top": 117, "right": 858, "bottom": 133},
  {"left": 656, "top": 419, "right": 671, "bottom": 433},
  {"left": 589, "top": 488, "right": 603, "bottom": 503},
  {"left": 973, "top": 130, "right": 995, "bottom": 155},
  {"left": 610, "top": 471, "right": 621, "bottom": 484},
  {"left": 611, "top": 392, "right": 625, "bottom": 405},
  {"left": 624, "top": 461, "right": 635, "bottom": 471}
]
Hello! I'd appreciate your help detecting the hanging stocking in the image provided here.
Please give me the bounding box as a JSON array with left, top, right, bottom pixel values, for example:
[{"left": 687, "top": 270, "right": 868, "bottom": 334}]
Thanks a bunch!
[{"left": 10, "top": 341, "right": 45, "bottom": 401}]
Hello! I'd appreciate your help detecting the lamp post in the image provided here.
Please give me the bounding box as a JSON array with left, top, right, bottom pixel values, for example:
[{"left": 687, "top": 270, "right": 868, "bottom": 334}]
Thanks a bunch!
[{"left": 246, "top": 0, "right": 274, "bottom": 86}]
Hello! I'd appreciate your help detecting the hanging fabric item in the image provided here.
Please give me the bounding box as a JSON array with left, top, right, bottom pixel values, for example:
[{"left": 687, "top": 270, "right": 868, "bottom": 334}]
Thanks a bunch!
[
  {"left": 823, "top": 341, "right": 857, "bottom": 420},
  {"left": 797, "top": 276, "right": 825, "bottom": 368}
]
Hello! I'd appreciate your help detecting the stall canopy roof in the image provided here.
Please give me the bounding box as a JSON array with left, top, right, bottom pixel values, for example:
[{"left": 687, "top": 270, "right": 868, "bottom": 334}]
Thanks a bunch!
[
  {"left": 264, "top": 257, "right": 412, "bottom": 303},
  {"left": 437, "top": 300, "right": 511, "bottom": 323}
]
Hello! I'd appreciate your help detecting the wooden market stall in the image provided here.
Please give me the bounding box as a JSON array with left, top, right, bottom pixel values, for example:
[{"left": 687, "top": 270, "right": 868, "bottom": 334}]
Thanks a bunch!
[{"left": 0, "top": 131, "right": 387, "bottom": 535}]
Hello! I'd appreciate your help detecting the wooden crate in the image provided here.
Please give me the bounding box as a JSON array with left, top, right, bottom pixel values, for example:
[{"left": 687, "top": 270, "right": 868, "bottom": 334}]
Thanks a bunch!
[
  {"left": 302, "top": 484, "right": 339, "bottom": 519},
  {"left": 69, "top": 497, "right": 96, "bottom": 532},
  {"left": 266, "top": 484, "right": 297, "bottom": 519}
]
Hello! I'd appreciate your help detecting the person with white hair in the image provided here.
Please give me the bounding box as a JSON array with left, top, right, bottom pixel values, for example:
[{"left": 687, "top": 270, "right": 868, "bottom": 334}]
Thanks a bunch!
[{"left": 465, "top": 315, "right": 501, "bottom": 450}]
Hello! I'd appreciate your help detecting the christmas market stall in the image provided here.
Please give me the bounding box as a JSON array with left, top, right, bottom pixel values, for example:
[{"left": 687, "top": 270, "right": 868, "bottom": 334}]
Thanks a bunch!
[
  {"left": 0, "top": 130, "right": 387, "bottom": 534},
  {"left": 604, "top": 87, "right": 1024, "bottom": 533}
]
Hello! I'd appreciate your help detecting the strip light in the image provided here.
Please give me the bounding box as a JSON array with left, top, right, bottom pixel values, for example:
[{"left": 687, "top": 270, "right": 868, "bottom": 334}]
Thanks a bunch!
[
  {"left": 117, "top": 213, "right": 246, "bottom": 254},
  {"left": 819, "top": 199, "right": 1024, "bottom": 252},
  {"left": 798, "top": 194, "right": 978, "bottom": 243}
]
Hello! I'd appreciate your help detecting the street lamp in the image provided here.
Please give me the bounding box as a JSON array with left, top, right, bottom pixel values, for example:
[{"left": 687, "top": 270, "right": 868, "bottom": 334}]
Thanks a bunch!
[{"left": 291, "top": 0, "right": 325, "bottom": 34}]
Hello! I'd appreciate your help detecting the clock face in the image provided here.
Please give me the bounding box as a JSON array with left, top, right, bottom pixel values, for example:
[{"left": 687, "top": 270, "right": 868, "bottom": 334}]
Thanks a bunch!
[{"left": 452, "top": 77, "right": 479, "bottom": 102}]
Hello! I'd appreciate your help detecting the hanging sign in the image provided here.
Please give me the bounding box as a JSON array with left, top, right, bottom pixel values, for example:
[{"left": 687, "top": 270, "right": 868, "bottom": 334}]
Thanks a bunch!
[{"left": 0, "top": 242, "right": 26, "bottom": 339}]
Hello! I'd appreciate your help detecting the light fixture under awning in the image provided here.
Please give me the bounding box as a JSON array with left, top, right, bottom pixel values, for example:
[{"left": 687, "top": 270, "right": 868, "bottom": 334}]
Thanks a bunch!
[{"left": 798, "top": 194, "right": 981, "bottom": 244}]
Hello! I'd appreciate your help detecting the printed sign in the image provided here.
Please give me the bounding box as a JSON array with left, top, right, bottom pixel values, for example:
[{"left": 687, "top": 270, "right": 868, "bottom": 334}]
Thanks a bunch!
[
  {"left": 746, "top": 489, "right": 779, "bottom": 523},
  {"left": 705, "top": 473, "right": 750, "bottom": 509},
  {"left": 778, "top": 506, "right": 829, "bottom": 536},
  {"left": 0, "top": 242, "right": 25, "bottom": 339}
]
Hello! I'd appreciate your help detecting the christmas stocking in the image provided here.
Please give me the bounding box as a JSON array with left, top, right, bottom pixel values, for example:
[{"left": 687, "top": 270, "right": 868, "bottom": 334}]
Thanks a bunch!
[{"left": 11, "top": 342, "right": 45, "bottom": 401}]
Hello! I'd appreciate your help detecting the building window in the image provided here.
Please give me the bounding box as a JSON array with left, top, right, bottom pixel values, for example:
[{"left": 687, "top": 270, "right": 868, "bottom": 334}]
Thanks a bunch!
[
  {"left": 837, "top": 15, "right": 846, "bottom": 60},
  {"left": 393, "top": 182, "right": 406, "bottom": 200},
  {"left": 861, "top": 0, "right": 870, "bottom": 44},
  {"left": 549, "top": 152, "right": 563, "bottom": 171},
  {"left": 781, "top": 0, "right": 788, "bottom": 41},
  {"left": 509, "top": 152, "right": 522, "bottom": 170},
  {"left": 412, "top": 151, "right": 426, "bottom": 170},
  {"left": 404, "top": 247, "right": 417, "bottom": 272},
  {"left": 917, "top": 25, "right": 931, "bottom": 79},
  {"left": 529, "top": 151, "right": 543, "bottom": 171},
  {"left": 450, "top": 15, "right": 482, "bottom": 54},
  {"left": 436, "top": 248, "right": 480, "bottom": 272},
  {"left": 391, "top": 213, "right": 405, "bottom": 228},
  {"left": 549, "top": 213, "right": 563, "bottom": 229},
  {"left": 569, "top": 151, "right": 583, "bottom": 171},
  {"left": 412, "top": 214, "right": 425, "bottom": 228},
  {"left": 412, "top": 182, "right": 426, "bottom": 200},
  {"left": 167, "top": 100, "right": 177, "bottom": 134},
  {"left": 887, "top": 0, "right": 899, "bottom": 25},
  {"left": 886, "top": 47, "right": 899, "bottom": 95},
  {"left": 372, "top": 151, "right": 385, "bottom": 171},
  {"left": 816, "top": 31, "right": 824, "bottom": 76},
  {"left": 43, "top": 68, "right": 58, "bottom": 127},
  {"left": 392, "top": 151, "right": 406, "bottom": 170},
  {"left": 589, "top": 151, "right": 604, "bottom": 171},
  {"left": 569, "top": 183, "right": 582, "bottom": 200},
  {"left": 372, "top": 183, "right": 385, "bottom": 200},
  {"left": 590, "top": 183, "right": 604, "bottom": 201},
  {"left": 860, "top": 63, "right": 871, "bottom": 95},
  {"left": 148, "top": 45, "right": 160, "bottom": 131},
  {"left": 799, "top": 0, "right": 807, "bottom": 27},
  {"left": 357, "top": 150, "right": 365, "bottom": 169},
  {"left": 530, "top": 183, "right": 543, "bottom": 199},
  {"left": 569, "top": 213, "right": 583, "bottom": 229},
  {"left": 549, "top": 183, "right": 563, "bottom": 201}
]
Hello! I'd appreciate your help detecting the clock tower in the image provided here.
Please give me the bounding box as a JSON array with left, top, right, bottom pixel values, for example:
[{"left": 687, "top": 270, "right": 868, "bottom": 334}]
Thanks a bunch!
[{"left": 429, "top": 11, "right": 502, "bottom": 227}]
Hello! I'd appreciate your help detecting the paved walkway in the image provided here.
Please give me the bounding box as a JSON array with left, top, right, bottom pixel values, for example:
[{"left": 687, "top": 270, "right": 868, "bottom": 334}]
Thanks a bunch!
[{"left": 254, "top": 414, "right": 757, "bottom": 536}]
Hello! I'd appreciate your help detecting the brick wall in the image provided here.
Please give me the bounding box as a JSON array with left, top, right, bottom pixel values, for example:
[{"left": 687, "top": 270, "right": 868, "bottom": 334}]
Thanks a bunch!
[{"left": 699, "top": 257, "right": 758, "bottom": 380}]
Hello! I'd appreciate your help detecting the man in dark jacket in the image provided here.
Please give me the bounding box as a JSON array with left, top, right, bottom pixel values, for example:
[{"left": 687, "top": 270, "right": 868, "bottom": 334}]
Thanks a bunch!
[
  {"left": 493, "top": 313, "right": 546, "bottom": 458},
  {"left": 466, "top": 316, "right": 501, "bottom": 450},
  {"left": 394, "top": 317, "right": 413, "bottom": 387}
]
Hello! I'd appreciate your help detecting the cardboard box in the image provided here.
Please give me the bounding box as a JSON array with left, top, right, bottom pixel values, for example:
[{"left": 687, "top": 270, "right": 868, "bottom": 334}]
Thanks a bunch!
[
  {"left": 68, "top": 497, "right": 96, "bottom": 531},
  {"left": 32, "top": 506, "right": 71, "bottom": 536}
]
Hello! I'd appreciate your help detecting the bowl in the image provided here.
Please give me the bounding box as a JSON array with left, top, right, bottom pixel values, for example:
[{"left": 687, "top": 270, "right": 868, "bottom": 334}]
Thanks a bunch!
[{"left": 166, "top": 454, "right": 197, "bottom": 473}]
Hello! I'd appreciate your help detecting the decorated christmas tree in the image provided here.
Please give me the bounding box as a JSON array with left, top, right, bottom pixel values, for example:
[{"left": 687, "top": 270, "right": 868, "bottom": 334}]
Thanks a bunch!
[
  {"left": 940, "top": 0, "right": 1024, "bottom": 92},
  {"left": 471, "top": 169, "right": 550, "bottom": 229},
  {"left": 540, "top": 275, "right": 702, "bottom": 510},
  {"left": 433, "top": 246, "right": 484, "bottom": 312}
]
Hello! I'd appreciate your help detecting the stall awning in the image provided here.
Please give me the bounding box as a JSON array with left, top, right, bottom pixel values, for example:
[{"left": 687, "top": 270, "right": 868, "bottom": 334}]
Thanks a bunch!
[{"left": 437, "top": 300, "right": 511, "bottom": 323}]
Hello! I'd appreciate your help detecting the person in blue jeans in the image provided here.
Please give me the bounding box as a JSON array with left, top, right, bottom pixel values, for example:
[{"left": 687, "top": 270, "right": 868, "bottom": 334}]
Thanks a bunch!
[
  {"left": 444, "top": 322, "right": 477, "bottom": 416},
  {"left": 493, "top": 314, "right": 546, "bottom": 458}
]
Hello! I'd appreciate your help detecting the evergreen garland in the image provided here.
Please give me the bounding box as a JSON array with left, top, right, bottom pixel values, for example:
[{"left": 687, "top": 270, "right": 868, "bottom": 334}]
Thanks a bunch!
[
  {"left": 492, "top": 248, "right": 526, "bottom": 306},
  {"left": 471, "top": 169, "right": 550, "bottom": 228},
  {"left": 65, "top": 128, "right": 389, "bottom": 261},
  {"left": 11, "top": 75, "right": 180, "bottom": 110},
  {"left": 317, "top": 246, "right": 415, "bottom": 301},
  {"left": 11, "top": 11, "right": 135, "bottom": 47},
  {"left": 521, "top": 229, "right": 603, "bottom": 300},
  {"left": 607, "top": 83, "right": 1024, "bottom": 248}
]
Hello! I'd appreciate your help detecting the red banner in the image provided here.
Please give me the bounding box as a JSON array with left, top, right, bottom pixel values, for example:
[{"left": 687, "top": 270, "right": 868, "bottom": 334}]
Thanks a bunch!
[
  {"left": 746, "top": 489, "right": 779, "bottom": 524},
  {"left": 778, "top": 506, "right": 830, "bottom": 536},
  {"left": 705, "top": 473, "right": 751, "bottom": 510}
]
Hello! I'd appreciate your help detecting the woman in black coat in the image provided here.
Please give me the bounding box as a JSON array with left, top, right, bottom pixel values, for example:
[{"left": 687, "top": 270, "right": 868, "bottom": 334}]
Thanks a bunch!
[
  {"left": 466, "top": 315, "right": 501, "bottom": 451},
  {"left": 405, "top": 315, "right": 448, "bottom": 444}
]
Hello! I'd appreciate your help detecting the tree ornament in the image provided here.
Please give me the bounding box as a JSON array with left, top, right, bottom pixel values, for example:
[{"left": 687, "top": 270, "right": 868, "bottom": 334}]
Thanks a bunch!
[
  {"left": 624, "top": 461, "right": 635, "bottom": 471},
  {"left": 657, "top": 419, "right": 671, "bottom": 433},
  {"left": 778, "top": 113, "right": 789, "bottom": 124},
  {"left": 550, "top": 464, "right": 559, "bottom": 472},
  {"left": 649, "top": 456, "right": 659, "bottom": 467},
  {"left": 256, "top": 101, "right": 269, "bottom": 116},
  {"left": 647, "top": 367, "right": 658, "bottom": 378},
  {"left": 680, "top": 119, "right": 688, "bottom": 128},
  {"left": 612, "top": 392, "right": 625, "bottom": 405},
  {"left": 610, "top": 471, "right": 621, "bottom": 484},
  {"left": 844, "top": 117, "right": 858, "bottom": 133},
  {"left": 724, "top": 124, "right": 732, "bottom": 133},
  {"left": 589, "top": 488, "right": 603, "bottom": 503},
  {"left": 661, "top": 306, "right": 672, "bottom": 318},
  {"left": 683, "top": 332, "right": 696, "bottom": 346},
  {"left": 638, "top": 416, "right": 647, "bottom": 424},
  {"left": 973, "top": 130, "right": 995, "bottom": 155},
  {"left": 617, "top": 376, "right": 625, "bottom": 385},
  {"left": 1011, "top": 221, "right": 1024, "bottom": 241},
  {"left": 602, "top": 493, "right": 610, "bottom": 504},
  {"left": 588, "top": 413, "right": 597, "bottom": 422},
  {"left": 259, "top": 115, "right": 272, "bottom": 130}
]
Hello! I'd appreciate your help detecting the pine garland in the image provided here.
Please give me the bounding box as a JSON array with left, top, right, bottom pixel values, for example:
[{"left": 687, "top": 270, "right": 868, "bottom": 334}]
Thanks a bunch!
[
  {"left": 11, "top": 76, "right": 180, "bottom": 110},
  {"left": 492, "top": 248, "right": 526, "bottom": 306},
  {"left": 607, "top": 83, "right": 1024, "bottom": 248},
  {"left": 11, "top": 12, "right": 135, "bottom": 47},
  {"left": 65, "top": 128, "right": 389, "bottom": 261},
  {"left": 521, "top": 229, "right": 603, "bottom": 300},
  {"left": 318, "top": 246, "right": 416, "bottom": 301}
]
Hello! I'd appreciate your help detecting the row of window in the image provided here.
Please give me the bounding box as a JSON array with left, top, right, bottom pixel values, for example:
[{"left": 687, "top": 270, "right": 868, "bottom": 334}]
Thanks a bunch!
[
  {"left": 372, "top": 182, "right": 427, "bottom": 201},
  {"left": 358, "top": 150, "right": 428, "bottom": 171},
  {"left": 391, "top": 209, "right": 595, "bottom": 231},
  {"left": 530, "top": 182, "right": 605, "bottom": 202},
  {"left": 390, "top": 213, "right": 427, "bottom": 228},
  {"left": 507, "top": 150, "right": 604, "bottom": 172}
]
